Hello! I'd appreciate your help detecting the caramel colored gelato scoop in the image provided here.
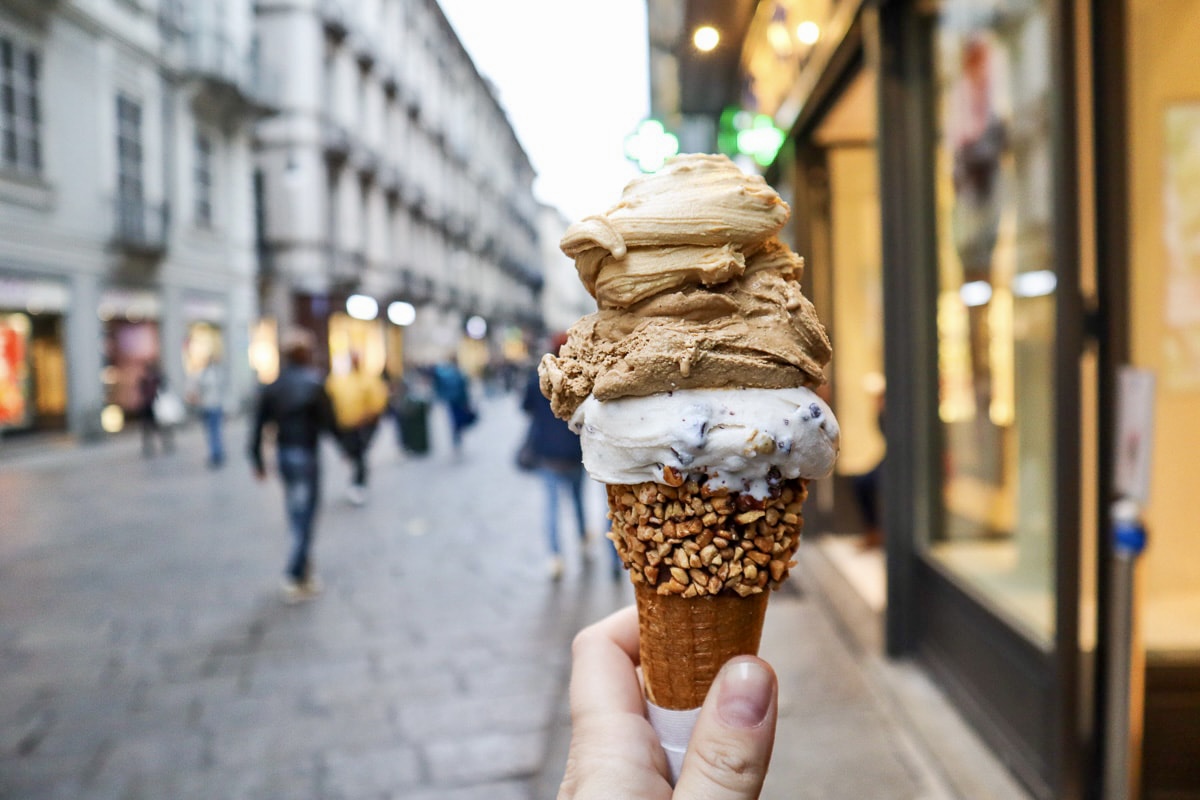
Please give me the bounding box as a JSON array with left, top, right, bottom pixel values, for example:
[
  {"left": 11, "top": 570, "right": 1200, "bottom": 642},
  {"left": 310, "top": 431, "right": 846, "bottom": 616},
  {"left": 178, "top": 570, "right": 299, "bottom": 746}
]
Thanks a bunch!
[{"left": 540, "top": 154, "right": 831, "bottom": 420}]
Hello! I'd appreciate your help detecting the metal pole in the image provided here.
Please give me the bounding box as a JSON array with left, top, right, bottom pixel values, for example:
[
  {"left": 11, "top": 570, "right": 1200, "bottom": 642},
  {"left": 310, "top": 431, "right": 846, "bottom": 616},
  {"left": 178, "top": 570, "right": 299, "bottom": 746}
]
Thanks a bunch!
[{"left": 1104, "top": 498, "right": 1146, "bottom": 800}]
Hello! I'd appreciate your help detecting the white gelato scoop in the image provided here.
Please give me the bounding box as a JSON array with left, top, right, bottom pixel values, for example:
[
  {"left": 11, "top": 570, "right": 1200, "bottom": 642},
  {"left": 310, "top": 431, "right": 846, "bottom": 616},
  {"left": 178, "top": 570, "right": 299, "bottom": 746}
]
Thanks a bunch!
[{"left": 570, "top": 386, "right": 839, "bottom": 499}]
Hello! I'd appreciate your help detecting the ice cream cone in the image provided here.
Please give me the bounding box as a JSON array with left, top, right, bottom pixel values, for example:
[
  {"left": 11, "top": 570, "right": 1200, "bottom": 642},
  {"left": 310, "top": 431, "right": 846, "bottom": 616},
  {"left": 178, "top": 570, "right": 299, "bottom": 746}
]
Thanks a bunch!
[
  {"left": 634, "top": 583, "right": 769, "bottom": 709},
  {"left": 606, "top": 477, "right": 807, "bottom": 710}
]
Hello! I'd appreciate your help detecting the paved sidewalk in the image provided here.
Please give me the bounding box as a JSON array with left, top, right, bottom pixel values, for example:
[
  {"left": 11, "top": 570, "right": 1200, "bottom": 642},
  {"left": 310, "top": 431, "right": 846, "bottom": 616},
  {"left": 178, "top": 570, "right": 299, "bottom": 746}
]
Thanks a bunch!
[{"left": 1, "top": 392, "right": 1024, "bottom": 799}]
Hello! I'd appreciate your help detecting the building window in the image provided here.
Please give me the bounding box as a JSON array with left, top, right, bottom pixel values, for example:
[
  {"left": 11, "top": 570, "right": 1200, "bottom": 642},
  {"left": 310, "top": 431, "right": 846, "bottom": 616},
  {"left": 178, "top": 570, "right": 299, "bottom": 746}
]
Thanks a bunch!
[
  {"left": 0, "top": 36, "right": 42, "bottom": 176},
  {"left": 194, "top": 133, "right": 213, "bottom": 227},
  {"left": 115, "top": 93, "right": 144, "bottom": 236}
]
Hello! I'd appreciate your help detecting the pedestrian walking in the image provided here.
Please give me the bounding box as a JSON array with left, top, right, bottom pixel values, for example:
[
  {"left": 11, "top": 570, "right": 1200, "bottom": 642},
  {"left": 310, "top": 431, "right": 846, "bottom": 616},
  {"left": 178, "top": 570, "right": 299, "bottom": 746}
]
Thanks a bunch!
[
  {"left": 521, "top": 333, "right": 591, "bottom": 579},
  {"left": 189, "top": 355, "right": 226, "bottom": 468},
  {"left": 432, "top": 355, "right": 477, "bottom": 456},
  {"left": 136, "top": 361, "right": 174, "bottom": 457},
  {"left": 325, "top": 351, "right": 389, "bottom": 504},
  {"left": 248, "top": 328, "right": 337, "bottom": 603}
]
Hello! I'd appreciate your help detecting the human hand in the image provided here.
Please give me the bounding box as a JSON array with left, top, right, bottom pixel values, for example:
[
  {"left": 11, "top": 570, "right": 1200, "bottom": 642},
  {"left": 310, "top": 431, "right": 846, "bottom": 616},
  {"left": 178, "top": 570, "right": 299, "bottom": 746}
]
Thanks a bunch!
[{"left": 559, "top": 606, "right": 778, "bottom": 799}]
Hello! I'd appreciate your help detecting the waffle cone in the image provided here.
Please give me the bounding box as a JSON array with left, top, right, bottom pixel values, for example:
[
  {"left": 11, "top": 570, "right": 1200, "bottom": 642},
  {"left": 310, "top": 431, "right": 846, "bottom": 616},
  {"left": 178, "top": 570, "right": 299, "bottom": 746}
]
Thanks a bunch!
[
  {"left": 635, "top": 583, "right": 769, "bottom": 709},
  {"left": 605, "top": 477, "right": 807, "bottom": 710}
]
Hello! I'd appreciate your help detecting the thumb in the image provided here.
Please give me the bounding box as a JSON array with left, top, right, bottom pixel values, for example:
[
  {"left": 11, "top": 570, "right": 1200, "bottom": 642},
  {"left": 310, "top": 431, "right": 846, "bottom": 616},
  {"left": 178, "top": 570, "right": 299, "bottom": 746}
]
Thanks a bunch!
[{"left": 673, "top": 656, "right": 777, "bottom": 800}]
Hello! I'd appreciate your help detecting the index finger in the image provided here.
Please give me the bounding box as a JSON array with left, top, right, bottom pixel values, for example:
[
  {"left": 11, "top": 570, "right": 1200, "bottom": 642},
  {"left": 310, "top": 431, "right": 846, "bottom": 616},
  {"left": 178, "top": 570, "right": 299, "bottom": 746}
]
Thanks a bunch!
[{"left": 569, "top": 605, "right": 645, "bottom": 719}]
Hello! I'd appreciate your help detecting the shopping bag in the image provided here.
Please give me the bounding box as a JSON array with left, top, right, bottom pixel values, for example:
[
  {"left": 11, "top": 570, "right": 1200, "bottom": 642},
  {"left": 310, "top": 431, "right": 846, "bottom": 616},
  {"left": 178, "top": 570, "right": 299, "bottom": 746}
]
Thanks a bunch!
[{"left": 153, "top": 390, "right": 187, "bottom": 426}]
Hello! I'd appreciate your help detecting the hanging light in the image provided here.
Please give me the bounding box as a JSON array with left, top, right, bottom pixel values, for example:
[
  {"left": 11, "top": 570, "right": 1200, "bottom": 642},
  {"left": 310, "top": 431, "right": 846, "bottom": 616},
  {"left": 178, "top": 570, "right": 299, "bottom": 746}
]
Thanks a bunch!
[
  {"left": 693, "top": 25, "right": 719, "bottom": 52},
  {"left": 960, "top": 280, "right": 993, "bottom": 307},
  {"left": 1011, "top": 270, "right": 1057, "bottom": 298},
  {"left": 346, "top": 294, "right": 379, "bottom": 320},
  {"left": 465, "top": 315, "right": 487, "bottom": 340},
  {"left": 388, "top": 301, "right": 416, "bottom": 326},
  {"left": 796, "top": 21, "right": 821, "bottom": 46}
]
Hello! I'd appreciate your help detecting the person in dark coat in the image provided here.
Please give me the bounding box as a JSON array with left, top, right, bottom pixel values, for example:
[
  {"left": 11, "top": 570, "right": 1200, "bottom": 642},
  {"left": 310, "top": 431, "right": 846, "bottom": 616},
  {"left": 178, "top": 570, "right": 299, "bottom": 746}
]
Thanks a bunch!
[
  {"left": 249, "top": 328, "right": 338, "bottom": 602},
  {"left": 522, "top": 333, "right": 591, "bottom": 579},
  {"left": 136, "top": 361, "right": 173, "bottom": 457}
]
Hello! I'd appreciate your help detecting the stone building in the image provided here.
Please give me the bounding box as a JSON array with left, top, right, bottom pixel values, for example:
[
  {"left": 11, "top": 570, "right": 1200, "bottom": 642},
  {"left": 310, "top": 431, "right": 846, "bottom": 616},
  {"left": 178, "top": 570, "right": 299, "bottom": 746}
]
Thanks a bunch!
[
  {"left": 253, "top": 0, "right": 542, "bottom": 379},
  {"left": 0, "top": 0, "right": 268, "bottom": 439},
  {"left": 0, "top": 0, "right": 543, "bottom": 443}
]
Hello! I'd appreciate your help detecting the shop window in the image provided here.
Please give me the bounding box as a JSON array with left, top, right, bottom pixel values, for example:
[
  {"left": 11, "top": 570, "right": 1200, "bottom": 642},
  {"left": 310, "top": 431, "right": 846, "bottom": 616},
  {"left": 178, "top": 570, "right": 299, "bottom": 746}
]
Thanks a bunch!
[
  {"left": 0, "top": 312, "right": 31, "bottom": 429},
  {"left": 929, "top": 3, "right": 1057, "bottom": 644},
  {"left": 0, "top": 36, "right": 42, "bottom": 177},
  {"left": 183, "top": 321, "right": 223, "bottom": 377},
  {"left": 102, "top": 319, "right": 160, "bottom": 414}
]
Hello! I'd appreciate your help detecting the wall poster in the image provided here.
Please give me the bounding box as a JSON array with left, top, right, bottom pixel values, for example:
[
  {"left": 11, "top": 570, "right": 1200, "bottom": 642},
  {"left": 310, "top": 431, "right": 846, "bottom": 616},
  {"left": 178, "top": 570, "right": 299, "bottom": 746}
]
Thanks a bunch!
[{"left": 1163, "top": 102, "right": 1200, "bottom": 389}]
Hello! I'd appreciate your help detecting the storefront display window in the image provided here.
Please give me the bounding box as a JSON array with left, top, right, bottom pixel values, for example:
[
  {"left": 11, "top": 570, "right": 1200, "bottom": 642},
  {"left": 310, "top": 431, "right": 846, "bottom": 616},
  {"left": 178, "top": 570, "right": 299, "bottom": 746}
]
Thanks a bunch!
[
  {"left": 0, "top": 313, "right": 31, "bottom": 429},
  {"left": 183, "top": 321, "right": 223, "bottom": 378},
  {"left": 102, "top": 319, "right": 160, "bottom": 414},
  {"left": 327, "top": 312, "right": 385, "bottom": 377},
  {"left": 928, "top": 1, "right": 1057, "bottom": 645}
]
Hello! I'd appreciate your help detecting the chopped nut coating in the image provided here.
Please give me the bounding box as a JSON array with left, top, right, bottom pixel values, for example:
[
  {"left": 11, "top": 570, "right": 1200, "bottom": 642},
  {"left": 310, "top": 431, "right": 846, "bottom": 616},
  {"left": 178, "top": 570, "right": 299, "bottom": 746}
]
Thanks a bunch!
[{"left": 607, "top": 478, "right": 808, "bottom": 597}]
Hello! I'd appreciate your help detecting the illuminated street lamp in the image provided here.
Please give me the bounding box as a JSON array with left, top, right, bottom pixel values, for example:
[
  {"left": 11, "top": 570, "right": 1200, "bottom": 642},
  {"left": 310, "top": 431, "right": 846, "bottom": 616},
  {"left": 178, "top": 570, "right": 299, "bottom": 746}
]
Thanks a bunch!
[{"left": 624, "top": 119, "right": 679, "bottom": 173}]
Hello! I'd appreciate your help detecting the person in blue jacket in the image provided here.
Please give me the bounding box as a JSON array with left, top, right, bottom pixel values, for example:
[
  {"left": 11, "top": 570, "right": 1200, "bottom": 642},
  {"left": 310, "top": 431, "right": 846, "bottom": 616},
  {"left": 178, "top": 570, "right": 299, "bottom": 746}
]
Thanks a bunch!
[{"left": 522, "top": 333, "right": 592, "bottom": 579}]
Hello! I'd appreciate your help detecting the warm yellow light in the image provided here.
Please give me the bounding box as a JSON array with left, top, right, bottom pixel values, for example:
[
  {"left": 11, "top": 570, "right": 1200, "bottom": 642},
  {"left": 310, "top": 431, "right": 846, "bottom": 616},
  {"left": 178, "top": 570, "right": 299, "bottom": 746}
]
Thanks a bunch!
[
  {"left": 100, "top": 404, "right": 125, "bottom": 433},
  {"left": 693, "top": 25, "right": 720, "bottom": 52},
  {"left": 796, "top": 20, "right": 821, "bottom": 45}
]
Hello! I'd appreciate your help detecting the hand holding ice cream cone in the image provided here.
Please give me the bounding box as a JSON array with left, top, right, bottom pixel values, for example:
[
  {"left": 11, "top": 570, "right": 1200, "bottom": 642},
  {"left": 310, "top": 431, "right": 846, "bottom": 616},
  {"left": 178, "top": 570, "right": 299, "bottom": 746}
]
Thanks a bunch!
[
  {"left": 561, "top": 606, "right": 778, "bottom": 799},
  {"left": 544, "top": 153, "right": 839, "bottom": 784}
]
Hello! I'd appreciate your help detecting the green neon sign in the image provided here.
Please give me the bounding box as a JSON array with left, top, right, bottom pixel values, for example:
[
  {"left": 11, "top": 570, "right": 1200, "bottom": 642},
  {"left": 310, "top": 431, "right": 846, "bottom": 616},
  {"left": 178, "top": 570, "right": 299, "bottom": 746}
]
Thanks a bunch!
[{"left": 624, "top": 119, "right": 680, "bottom": 173}]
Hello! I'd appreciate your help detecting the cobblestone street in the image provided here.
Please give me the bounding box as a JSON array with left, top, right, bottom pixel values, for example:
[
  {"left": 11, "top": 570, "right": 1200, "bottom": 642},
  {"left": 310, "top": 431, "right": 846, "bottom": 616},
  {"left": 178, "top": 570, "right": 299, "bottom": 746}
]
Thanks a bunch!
[{"left": 0, "top": 391, "right": 1022, "bottom": 799}]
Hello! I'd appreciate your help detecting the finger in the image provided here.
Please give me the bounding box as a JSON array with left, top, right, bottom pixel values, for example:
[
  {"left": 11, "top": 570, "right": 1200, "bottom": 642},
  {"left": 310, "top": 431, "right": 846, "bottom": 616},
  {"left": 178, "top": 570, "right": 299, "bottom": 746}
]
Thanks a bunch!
[
  {"left": 562, "top": 606, "right": 671, "bottom": 800},
  {"left": 587, "top": 604, "right": 642, "bottom": 665},
  {"left": 569, "top": 606, "right": 644, "bottom": 718},
  {"left": 673, "top": 656, "right": 777, "bottom": 800}
]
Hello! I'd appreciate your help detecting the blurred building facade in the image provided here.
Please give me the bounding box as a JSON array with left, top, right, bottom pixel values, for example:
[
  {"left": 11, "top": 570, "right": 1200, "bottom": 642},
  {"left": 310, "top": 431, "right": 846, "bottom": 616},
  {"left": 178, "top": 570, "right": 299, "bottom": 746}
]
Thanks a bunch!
[
  {"left": 0, "top": 0, "right": 545, "bottom": 442},
  {"left": 536, "top": 202, "right": 594, "bottom": 338},
  {"left": 0, "top": 0, "right": 267, "bottom": 438},
  {"left": 648, "top": 1, "right": 1200, "bottom": 798},
  {"left": 253, "top": 0, "right": 542, "bottom": 381}
]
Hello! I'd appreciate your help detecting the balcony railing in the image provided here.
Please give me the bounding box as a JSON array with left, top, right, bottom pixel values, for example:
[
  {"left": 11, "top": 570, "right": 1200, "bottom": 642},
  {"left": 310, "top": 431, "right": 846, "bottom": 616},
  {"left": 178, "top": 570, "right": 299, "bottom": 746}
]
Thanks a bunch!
[
  {"left": 378, "top": 165, "right": 402, "bottom": 198},
  {"left": 325, "top": 244, "right": 365, "bottom": 283},
  {"left": 185, "top": 29, "right": 281, "bottom": 114},
  {"left": 111, "top": 197, "right": 169, "bottom": 258},
  {"left": 320, "top": 117, "right": 352, "bottom": 162}
]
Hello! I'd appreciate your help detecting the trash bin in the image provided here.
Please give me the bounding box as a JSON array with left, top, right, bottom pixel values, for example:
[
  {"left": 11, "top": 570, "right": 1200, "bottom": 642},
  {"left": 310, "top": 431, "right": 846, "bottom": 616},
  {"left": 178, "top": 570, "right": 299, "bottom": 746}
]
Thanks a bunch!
[{"left": 395, "top": 397, "right": 430, "bottom": 455}]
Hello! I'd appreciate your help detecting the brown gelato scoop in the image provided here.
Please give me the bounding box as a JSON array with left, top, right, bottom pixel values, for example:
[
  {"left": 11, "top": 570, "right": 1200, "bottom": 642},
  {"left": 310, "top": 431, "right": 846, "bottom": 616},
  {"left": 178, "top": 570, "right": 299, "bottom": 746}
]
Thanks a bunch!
[{"left": 540, "top": 154, "right": 831, "bottom": 420}]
